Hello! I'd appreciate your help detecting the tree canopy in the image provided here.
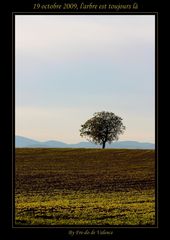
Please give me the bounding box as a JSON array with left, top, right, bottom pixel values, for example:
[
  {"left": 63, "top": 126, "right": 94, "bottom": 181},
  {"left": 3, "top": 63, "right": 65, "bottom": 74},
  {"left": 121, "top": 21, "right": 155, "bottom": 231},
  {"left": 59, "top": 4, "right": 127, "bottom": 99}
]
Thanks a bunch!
[{"left": 80, "top": 111, "right": 126, "bottom": 149}]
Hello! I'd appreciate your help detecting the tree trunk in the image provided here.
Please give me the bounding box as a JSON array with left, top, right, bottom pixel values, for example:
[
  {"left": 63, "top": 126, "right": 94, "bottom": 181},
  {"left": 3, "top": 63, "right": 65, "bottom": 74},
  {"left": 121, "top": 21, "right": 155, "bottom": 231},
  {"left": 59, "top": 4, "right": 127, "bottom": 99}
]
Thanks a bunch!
[{"left": 102, "top": 141, "right": 106, "bottom": 149}]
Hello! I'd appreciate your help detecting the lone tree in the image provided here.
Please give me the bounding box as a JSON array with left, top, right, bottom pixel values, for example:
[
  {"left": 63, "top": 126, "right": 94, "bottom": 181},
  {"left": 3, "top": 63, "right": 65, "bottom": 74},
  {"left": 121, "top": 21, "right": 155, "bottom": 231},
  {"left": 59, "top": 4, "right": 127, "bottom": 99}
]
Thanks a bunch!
[{"left": 80, "top": 111, "right": 125, "bottom": 149}]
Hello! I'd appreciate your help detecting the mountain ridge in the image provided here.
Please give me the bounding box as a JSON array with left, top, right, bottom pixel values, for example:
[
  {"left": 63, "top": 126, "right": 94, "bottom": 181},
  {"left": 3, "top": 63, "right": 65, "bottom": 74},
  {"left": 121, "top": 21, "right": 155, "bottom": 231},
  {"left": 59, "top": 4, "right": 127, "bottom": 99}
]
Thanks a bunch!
[{"left": 15, "top": 136, "right": 155, "bottom": 149}]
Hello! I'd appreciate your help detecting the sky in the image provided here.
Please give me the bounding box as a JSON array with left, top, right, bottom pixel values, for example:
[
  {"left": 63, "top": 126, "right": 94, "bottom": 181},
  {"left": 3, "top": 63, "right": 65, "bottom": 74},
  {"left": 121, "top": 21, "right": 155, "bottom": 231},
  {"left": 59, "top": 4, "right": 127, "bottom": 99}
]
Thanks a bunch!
[{"left": 15, "top": 15, "right": 155, "bottom": 144}]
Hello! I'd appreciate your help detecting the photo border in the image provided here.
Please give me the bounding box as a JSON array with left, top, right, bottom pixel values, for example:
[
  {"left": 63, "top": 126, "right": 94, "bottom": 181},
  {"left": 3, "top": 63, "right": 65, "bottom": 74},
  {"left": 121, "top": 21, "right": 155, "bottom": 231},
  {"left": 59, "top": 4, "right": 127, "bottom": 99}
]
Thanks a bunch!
[{"left": 12, "top": 10, "right": 159, "bottom": 234}]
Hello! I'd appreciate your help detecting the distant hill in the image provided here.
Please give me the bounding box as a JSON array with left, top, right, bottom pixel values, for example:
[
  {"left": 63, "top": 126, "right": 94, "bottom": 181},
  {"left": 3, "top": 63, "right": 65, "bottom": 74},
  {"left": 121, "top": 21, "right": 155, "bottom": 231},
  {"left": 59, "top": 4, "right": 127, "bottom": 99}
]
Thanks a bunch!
[
  {"left": 15, "top": 136, "right": 155, "bottom": 149},
  {"left": 15, "top": 136, "right": 40, "bottom": 147}
]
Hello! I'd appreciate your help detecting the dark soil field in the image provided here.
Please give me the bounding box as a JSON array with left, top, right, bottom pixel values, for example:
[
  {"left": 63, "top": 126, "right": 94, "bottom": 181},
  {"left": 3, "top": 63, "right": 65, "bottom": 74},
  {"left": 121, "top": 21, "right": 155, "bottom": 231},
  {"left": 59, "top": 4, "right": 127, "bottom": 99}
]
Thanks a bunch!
[{"left": 15, "top": 148, "right": 155, "bottom": 225}]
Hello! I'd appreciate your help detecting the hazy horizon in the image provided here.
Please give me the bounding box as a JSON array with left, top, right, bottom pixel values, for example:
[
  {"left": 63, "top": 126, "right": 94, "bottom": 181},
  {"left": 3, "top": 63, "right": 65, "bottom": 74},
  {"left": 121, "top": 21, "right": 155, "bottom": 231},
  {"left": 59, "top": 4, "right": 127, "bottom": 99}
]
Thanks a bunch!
[
  {"left": 15, "top": 135, "right": 155, "bottom": 145},
  {"left": 15, "top": 135, "right": 155, "bottom": 146},
  {"left": 15, "top": 15, "right": 155, "bottom": 144}
]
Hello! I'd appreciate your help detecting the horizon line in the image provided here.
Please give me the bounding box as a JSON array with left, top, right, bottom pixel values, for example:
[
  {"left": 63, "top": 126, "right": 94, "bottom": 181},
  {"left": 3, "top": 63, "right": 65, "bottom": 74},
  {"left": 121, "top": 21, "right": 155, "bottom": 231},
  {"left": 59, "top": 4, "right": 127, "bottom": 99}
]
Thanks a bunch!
[{"left": 15, "top": 135, "right": 155, "bottom": 145}]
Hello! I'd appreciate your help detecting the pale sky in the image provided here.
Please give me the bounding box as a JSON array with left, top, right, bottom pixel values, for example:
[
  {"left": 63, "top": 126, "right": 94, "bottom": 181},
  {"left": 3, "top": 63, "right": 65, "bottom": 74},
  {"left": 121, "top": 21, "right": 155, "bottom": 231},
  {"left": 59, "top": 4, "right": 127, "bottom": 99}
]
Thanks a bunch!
[{"left": 15, "top": 15, "right": 155, "bottom": 144}]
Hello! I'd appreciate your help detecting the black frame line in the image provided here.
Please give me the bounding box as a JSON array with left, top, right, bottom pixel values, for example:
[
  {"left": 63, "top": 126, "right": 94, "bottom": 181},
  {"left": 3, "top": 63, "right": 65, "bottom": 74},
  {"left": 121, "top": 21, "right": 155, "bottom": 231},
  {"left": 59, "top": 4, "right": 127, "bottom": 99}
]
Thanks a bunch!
[{"left": 12, "top": 12, "right": 158, "bottom": 229}]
